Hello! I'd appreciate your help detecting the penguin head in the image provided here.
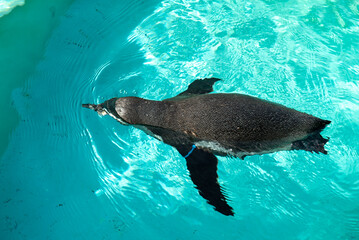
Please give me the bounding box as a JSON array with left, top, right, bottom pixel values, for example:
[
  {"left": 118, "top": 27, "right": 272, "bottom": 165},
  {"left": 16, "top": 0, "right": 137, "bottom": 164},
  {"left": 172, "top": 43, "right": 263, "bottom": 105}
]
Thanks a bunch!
[
  {"left": 83, "top": 97, "right": 141, "bottom": 125},
  {"left": 82, "top": 103, "right": 108, "bottom": 116}
]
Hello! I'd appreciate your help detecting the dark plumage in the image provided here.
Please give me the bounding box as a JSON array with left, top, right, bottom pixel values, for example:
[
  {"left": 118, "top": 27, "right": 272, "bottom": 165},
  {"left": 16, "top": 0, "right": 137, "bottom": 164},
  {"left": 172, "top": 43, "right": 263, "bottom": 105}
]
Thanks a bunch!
[{"left": 83, "top": 78, "right": 330, "bottom": 216}]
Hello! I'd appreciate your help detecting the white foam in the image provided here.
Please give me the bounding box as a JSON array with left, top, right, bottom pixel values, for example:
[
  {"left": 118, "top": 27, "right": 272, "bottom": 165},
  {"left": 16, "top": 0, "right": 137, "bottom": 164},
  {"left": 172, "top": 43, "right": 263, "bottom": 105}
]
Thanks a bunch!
[{"left": 0, "top": 0, "right": 25, "bottom": 17}]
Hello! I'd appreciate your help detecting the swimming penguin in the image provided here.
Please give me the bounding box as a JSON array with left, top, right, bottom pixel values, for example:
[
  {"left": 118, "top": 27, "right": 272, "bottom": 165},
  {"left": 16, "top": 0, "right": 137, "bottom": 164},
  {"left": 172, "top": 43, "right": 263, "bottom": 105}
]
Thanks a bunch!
[{"left": 83, "top": 78, "right": 330, "bottom": 216}]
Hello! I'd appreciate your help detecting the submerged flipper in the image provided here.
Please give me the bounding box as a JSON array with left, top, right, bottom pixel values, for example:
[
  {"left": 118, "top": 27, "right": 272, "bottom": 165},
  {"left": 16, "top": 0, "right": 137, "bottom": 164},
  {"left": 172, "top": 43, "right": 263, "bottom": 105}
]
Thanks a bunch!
[
  {"left": 176, "top": 145, "right": 234, "bottom": 216},
  {"left": 145, "top": 125, "right": 234, "bottom": 216},
  {"left": 167, "top": 78, "right": 221, "bottom": 101}
]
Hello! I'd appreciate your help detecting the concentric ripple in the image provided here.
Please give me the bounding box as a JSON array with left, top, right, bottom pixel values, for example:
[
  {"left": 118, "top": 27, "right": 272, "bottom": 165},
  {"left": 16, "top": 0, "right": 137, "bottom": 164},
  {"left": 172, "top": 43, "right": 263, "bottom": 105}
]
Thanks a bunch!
[{"left": 1, "top": 0, "right": 359, "bottom": 239}]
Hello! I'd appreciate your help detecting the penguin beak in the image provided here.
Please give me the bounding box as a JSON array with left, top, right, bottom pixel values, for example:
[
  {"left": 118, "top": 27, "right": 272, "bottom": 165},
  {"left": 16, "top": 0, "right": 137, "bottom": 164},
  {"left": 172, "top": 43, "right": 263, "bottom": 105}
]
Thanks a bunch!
[{"left": 82, "top": 103, "right": 108, "bottom": 116}]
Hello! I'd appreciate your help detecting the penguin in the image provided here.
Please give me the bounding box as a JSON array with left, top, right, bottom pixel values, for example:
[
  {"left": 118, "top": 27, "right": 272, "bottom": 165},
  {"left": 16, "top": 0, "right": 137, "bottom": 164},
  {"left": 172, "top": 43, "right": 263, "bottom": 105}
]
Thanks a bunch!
[{"left": 83, "top": 78, "right": 330, "bottom": 216}]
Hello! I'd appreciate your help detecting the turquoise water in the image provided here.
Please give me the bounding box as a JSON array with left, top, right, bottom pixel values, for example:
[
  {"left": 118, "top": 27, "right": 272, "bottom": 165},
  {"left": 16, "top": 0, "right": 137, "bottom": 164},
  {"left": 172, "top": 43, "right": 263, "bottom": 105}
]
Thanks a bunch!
[{"left": 1, "top": 0, "right": 359, "bottom": 239}]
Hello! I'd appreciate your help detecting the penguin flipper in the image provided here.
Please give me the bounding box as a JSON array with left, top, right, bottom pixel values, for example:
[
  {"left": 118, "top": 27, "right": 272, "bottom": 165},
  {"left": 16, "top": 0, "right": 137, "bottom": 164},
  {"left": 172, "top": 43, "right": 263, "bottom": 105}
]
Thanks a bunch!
[
  {"left": 166, "top": 78, "right": 221, "bottom": 101},
  {"left": 176, "top": 145, "right": 234, "bottom": 216},
  {"left": 144, "top": 126, "right": 234, "bottom": 216}
]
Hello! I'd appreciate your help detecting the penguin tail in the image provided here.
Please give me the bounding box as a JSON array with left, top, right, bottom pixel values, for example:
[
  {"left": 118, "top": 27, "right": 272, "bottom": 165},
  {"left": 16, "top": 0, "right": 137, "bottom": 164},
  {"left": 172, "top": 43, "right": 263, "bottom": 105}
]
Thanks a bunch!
[
  {"left": 292, "top": 119, "right": 331, "bottom": 154},
  {"left": 314, "top": 119, "right": 331, "bottom": 132}
]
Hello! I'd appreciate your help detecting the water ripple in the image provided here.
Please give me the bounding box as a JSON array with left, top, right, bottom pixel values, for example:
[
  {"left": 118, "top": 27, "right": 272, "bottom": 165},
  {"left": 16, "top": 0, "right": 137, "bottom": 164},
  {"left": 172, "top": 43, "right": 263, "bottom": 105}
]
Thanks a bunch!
[{"left": 3, "top": 0, "right": 359, "bottom": 238}]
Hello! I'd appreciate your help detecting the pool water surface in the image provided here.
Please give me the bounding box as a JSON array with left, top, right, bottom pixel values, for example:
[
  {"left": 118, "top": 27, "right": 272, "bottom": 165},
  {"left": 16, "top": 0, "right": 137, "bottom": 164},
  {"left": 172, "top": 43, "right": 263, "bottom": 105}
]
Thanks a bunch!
[{"left": 1, "top": 0, "right": 359, "bottom": 239}]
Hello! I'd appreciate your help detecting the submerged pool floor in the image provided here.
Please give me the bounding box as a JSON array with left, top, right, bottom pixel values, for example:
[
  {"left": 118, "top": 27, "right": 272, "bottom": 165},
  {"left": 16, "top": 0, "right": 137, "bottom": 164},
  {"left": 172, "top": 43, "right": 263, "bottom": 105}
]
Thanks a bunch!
[
  {"left": 0, "top": 0, "right": 74, "bottom": 155},
  {"left": 1, "top": 0, "right": 359, "bottom": 239}
]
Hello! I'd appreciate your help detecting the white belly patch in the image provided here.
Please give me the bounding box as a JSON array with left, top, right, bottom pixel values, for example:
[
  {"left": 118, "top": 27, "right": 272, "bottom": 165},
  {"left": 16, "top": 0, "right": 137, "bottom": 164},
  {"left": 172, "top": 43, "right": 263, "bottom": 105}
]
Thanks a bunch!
[
  {"left": 194, "top": 140, "right": 292, "bottom": 158},
  {"left": 194, "top": 140, "right": 248, "bottom": 158}
]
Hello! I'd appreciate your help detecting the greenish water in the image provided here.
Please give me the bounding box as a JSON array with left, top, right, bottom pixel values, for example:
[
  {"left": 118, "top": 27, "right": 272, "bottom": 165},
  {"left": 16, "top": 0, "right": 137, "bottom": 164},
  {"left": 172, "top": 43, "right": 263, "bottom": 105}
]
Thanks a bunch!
[
  {"left": 1, "top": 0, "right": 359, "bottom": 239},
  {"left": 0, "top": 0, "right": 74, "bottom": 156}
]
